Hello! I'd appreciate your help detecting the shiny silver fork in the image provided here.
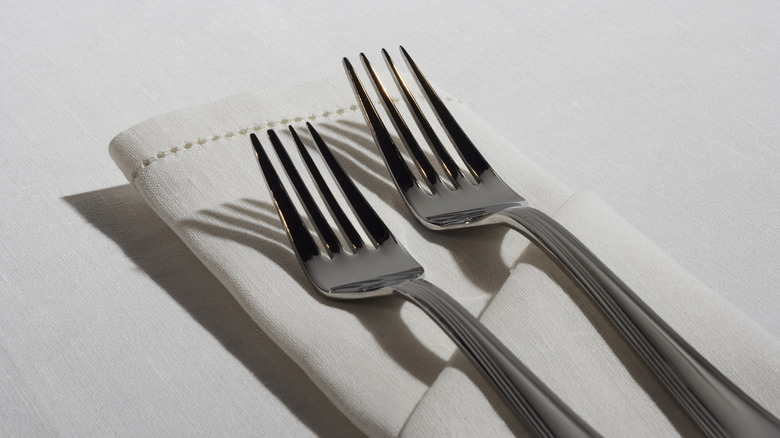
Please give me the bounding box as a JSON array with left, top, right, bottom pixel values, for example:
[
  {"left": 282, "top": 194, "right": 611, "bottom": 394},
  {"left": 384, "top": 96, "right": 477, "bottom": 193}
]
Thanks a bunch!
[
  {"left": 344, "top": 47, "right": 780, "bottom": 438},
  {"left": 250, "top": 124, "right": 597, "bottom": 437}
]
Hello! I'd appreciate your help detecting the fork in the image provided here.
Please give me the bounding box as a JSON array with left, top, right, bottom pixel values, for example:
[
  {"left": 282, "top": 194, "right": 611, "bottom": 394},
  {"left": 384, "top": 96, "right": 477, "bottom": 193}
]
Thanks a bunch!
[
  {"left": 344, "top": 47, "right": 780, "bottom": 438},
  {"left": 250, "top": 124, "right": 598, "bottom": 437}
]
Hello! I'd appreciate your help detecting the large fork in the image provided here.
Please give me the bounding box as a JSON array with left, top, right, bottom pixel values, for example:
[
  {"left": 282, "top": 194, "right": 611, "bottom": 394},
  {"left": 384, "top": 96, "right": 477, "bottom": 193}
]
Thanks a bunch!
[
  {"left": 250, "top": 124, "right": 597, "bottom": 437},
  {"left": 344, "top": 47, "right": 780, "bottom": 438}
]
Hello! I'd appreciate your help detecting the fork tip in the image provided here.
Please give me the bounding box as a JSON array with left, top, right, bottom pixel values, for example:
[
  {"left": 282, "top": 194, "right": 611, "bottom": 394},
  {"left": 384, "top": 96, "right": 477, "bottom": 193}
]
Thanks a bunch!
[
  {"left": 250, "top": 132, "right": 261, "bottom": 147},
  {"left": 249, "top": 133, "right": 262, "bottom": 158}
]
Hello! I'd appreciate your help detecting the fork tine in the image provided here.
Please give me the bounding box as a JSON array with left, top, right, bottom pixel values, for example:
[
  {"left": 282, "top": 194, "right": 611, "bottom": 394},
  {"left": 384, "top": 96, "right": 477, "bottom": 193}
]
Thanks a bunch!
[
  {"left": 250, "top": 133, "right": 320, "bottom": 261},
  {"left": 359, "top": 53, "right": 439, "bottom": 188},
  {"left": 343, "top": 57, "right": 417, "bottom": 193},
  {"left": 381, "top": 49, "right": 461, "bottom": 185},
  {"left": 399, "top": 45, "right": 490, "bottom": 179},
  {"left": 288, "top": 125, "right": 364, "bottom": 251},
  {"left": 306, "top": 122, "right": 390, "bottom": 247},
  {"left": 267, "top": 129, "right": 342, "bottom": 255}
]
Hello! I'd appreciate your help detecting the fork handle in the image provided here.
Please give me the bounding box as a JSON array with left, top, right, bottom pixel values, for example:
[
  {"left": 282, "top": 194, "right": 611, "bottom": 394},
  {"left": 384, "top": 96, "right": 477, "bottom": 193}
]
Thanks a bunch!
[
  {"left": 393, "top": 278, "right": 599, "bottom": 438},
  {"left": 501, "top": 206, "right": 780, "bottom": 437}
]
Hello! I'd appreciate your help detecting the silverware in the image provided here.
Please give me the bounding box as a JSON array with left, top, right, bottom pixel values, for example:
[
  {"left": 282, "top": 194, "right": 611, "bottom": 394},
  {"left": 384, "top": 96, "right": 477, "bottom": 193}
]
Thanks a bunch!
[
  {"left": 250, "top": 124, "right": 598, "bottom": 437},
  {"left": 344, "top": 46, "right": 780, "bottom": 438}
]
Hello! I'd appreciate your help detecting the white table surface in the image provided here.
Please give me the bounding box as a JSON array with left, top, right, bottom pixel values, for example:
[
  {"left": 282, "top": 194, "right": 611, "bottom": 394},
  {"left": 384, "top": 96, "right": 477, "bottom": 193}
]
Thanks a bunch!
[{"left": 1, "top": 1, "right": 778, "bottom": 436}]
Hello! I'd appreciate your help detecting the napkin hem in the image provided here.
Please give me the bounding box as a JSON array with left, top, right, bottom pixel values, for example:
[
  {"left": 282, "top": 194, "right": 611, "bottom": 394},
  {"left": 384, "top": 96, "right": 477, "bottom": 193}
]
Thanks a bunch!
[
  {"left": 125, "top": 103, "right": 361, "bottom": 181},
  {"left": 109, "top": 88, "right": 463, "bottom": 185}
]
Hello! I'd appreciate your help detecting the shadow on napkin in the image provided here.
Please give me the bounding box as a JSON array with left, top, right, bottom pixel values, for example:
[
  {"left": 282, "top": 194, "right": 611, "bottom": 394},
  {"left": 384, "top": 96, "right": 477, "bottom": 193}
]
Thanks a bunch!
[{"left": 64, "top": 185, "right": 363, "bottom": 437}]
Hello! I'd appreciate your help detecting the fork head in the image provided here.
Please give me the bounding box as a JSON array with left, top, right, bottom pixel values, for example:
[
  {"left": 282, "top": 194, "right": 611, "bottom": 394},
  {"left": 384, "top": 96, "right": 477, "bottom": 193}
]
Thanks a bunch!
[
  {"left": 344, "top": 47, "right": 527, "bottom": 230},
  {"left": 251, "top": 123, "right": 423, "bottom": 299}
]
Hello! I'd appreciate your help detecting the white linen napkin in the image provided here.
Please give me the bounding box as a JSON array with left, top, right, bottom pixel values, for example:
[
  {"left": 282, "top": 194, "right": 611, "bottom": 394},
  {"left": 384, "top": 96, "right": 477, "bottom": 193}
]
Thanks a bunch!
[{"left": 109, "top": 75, "right": 780, "bottom": 437}]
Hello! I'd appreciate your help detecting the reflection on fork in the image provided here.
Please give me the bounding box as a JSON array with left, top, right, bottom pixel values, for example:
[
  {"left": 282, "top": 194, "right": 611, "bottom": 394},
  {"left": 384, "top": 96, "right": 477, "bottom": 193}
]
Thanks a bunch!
[
  {"left": 250, "top": 124, "right": 597, "bottom": 437},
  {"left": 343, "top": 46, "right": 780, "bottom": 438}
]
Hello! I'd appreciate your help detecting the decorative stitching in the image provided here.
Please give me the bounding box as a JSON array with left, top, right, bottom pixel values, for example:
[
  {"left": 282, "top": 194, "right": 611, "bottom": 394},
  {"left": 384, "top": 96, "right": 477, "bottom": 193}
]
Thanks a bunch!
[{"left": 130, "top": 96, "right": 463, "bottom": 180}]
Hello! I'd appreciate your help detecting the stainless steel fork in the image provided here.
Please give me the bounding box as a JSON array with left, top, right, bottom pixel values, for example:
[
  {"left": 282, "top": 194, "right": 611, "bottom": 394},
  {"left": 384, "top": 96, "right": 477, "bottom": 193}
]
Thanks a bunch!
[
  {"left": 250, "top": 124, "right": 598, "bottom": 437},
  {"left": 344, "top": 47, "right": 780, "bottom": 438}
]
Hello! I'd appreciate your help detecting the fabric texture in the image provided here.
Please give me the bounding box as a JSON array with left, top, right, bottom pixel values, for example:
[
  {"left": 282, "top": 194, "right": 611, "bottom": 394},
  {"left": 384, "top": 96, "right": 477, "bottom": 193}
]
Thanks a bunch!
[{"left": 109, "top": 75, "right": 780, "bottom": 437}]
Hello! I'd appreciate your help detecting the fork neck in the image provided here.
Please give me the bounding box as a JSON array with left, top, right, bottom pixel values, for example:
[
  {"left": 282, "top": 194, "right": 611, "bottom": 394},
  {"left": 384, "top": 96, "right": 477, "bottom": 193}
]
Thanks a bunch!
[{"left": 391, "top": 278, "right": 599, "bottom": 437}]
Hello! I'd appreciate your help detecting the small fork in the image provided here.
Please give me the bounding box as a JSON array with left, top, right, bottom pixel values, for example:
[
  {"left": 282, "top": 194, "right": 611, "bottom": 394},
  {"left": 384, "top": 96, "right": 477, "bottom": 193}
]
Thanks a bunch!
[
  {"left": 344, "top": 47, "right": 780, "bottom": 438},
  {"left": 250, "top": 124, "right": 597, "bottom": 437}
]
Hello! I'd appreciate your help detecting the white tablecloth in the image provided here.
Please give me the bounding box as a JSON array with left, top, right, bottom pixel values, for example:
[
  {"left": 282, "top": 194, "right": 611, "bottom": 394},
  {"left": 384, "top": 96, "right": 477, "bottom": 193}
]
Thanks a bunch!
[{"left": 2, "top": 1, "right": 778, "bottom": 436}]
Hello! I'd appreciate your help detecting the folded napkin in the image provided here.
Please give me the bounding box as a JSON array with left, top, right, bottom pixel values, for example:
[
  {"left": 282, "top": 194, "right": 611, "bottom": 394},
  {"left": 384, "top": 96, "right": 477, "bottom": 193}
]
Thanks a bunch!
[{"left": 110, "top": 76, "right": 780, "bottom": 437}]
